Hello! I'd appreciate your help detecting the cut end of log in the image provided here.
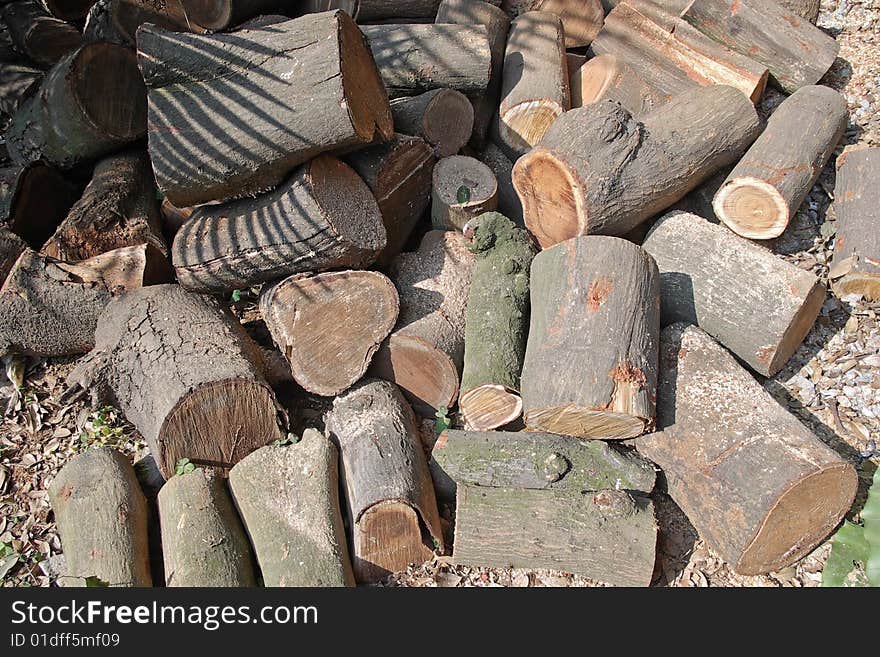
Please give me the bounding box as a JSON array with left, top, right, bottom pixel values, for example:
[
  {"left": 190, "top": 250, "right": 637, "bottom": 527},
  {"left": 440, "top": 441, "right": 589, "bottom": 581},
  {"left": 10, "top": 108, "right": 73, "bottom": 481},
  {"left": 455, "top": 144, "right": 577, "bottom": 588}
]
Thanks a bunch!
[
  {"left": 352, "top": 500, "right": 437, "bottom": 583},
  {"left": 765, "top": 277, "right": 826, "bottom": 376},
  {"left": 180, "top": 0, "right": 233, "bottom": 31},
  {"left": 524, "top": 406, "right": 646, "bottom": 440},
  {"left": 713, "top": 176, "right": 790, "bottom": 239},
  {"left": 432, "top": 155, "right": 498, "bottom": 231},
  {"left": 75, "top": 43, "right": 147, "bottom": 142},
  {"left": 833, "top": 273, "right": 880, "bottom": 302},
  {"left": 459, "top": 385, "right": 523, "bottom": 432},
  {"left": 500, "top": 99, "right": 564, "bottom": 154},
  {"left": 512, "top": 150, "right": 581, "bottom": 248},
  {"left": 422, "top": 89, "right": 474, "bottom": 157},
  {"left": 574, "top": 54, "right": 618, "bottom": 107}
]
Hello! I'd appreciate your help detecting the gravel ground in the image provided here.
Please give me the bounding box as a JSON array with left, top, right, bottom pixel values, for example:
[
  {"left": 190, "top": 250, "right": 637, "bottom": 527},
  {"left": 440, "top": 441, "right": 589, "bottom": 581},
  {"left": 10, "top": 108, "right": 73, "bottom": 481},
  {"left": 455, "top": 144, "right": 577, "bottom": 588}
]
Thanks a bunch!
[{"left": 1, "top": 0, "right": 879, "bottom": 588}]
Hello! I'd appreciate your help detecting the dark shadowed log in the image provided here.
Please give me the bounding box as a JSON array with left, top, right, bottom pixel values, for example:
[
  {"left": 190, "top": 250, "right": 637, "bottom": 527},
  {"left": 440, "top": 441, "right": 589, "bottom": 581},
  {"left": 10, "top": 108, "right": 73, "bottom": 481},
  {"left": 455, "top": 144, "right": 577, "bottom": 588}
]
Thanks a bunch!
[
  {"left": 138, "top": 11, "right": 392, "bottom": 206},
  {"left": 0, "top": 224, "right": 25, "bottom": 286},
  {"left": 637, "top": 324, "right": 858, "bottom": 575},
  {"left": 0, "top": 62, "right": 41, "bottom": 116},
  {"left": 477, "top": 141, "right": 523, "bottom": 227},
  {"left": 177, "top": 0, "right": 293, "bottom": 30},
  {"left": 132, "top": 453, "right": 165, "bottom": 586},
  {"left": 390, "top": 89, "right": 474, "bottom": 157},
  {"left": 306, "top": 0, "right": 442, "bottom": 22},
  {"left": 569, "top": 53, "right": 663, "bottom": 116},
  {"left": 0, "top": 163, "right": 79, "bottom": 249},
  {"left": 501, "top": 0, "right": 603, "bottom": 47},
  {"left": 39, "top": 0, "right": 96, "bottom": 20},
  {"left": 0, "top": 20, "right": 17, "bottom": 62},
  {"left": 431, "top": 155, "right": 497, "bottom": 231},
  {"left": 84, "top": 0, "right": 205, "bottom": 47},
  {"left": 2, "top": 1, "right": 82, "bottom": 68}
]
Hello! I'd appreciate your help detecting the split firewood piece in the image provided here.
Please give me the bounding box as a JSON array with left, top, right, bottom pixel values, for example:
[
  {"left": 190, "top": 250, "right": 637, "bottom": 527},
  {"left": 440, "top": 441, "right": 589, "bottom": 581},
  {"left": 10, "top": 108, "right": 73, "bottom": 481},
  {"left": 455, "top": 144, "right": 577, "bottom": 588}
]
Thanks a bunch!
[
  {"left": 637, "top": 324, "right": 858, "bottom": 575},
  {"left": 2, "top": 1, "right": 82, "bottom": 68},
  {"left": 7, "top": 43, "right": 146, "bottom": 169},
  {"left": 829, "top": 147, "right": 880, "bottom": 301},
  {"left": 0, "top": 62, "right": 41, "bottom": 117},
  {"left": 48, "top": 448, "right": 152, "bottom": 587},
  {"left": 430, "top": 429, "right": 656, "bottom": 501},
  {"left": 600, "top": 0, "right": 684, "bottom": 23},
  {"left": 229, "top": 430, "right": 355, "bottom": 587},
  {"left": 0, "top": 244, "right": 171, "bottom": 357},
  {"left": 454, "top": 485, "right": 657, "bottom": 586},
  {"left": 0, "top": 225, "right": 25, "bottom": 286},
  {"left": 569, "top": 53, "right": 663, "bottom": 116},
  {"left": 325, "top": 379, "right": 443, "bottom": 583},
  {"left": 520, "top": 236, "right": 660, "bottom": 439},
  {"left": 41, "top": 151, "right": 166, "bottom": 262},
  {"left": 642, "top": 211, "right": 825, "bottom": 376},
  {"left": 501, "top": 0, "right": 603, "bottom": 48},
  {"left": 84, "top": 0, "right": 204, "bottom": 47},
  {"left": 431, "top": 155, "right": 498, "bottom": 231},
  {"left": 477, "top": 142, "right": 523, "bottom": 227},
  {"left": 0, "top": 163, "right": 79, "bottom": 249},
  {"left": 778, "top": 0, "right": 821, "bottom": 23},
  {"left": 513, "top": 84, "right": 761, "bottom": 246},
  {"left": 497, "top": 11, "right": 569, "bottom": 157},
  {"left": 158, "top": 468, "right": 256, "bottom": 587},
  {"left": 66, "top": 284, "right": 287, "bottom": 479},
  {"left": 361, "top": 23, "right": 491, "bottom": 98},
  {"left": 390, "top": 89, "right": 474, "bottom": 157},
  {"left": 132, "top": 454, "right": 165, "bottom": 586},
  {"left": 172, "top": 155, "right": 386, "bottom": 294},
  {"left": 714, "top": 85, "right": 848, "bottom": 240},
  {"left": 260, "top": 270, "right": 399, "bottom": 396},
  {"left": 459, "top": 213, "right": 535, "bottom": 431},
  {"left": 680, "top": 0, "right": 838, "bottom": 94},
  {"left": 306, "top": 0, "right": 443, "bottom": 22},
  {"left": 175, "top": 0, "right": 292, "bottom": 30},
  {"left": 39, "top": 0, "right": 96, "bottom": 21},
  {"left": 138, "top": 12, "right": 392, "bottom": 207},
  {"left": 369, "top": 230, "right": 477, "bottom": 415}
]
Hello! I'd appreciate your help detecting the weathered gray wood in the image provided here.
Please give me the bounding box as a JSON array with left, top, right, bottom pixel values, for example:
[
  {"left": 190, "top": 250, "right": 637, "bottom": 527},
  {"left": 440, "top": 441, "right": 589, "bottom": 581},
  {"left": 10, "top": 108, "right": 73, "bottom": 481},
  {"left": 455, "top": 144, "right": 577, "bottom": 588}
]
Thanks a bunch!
[
  {"left": 390, "top": 89, "right": 474, "bottom": 157},
  {"left": 2, "top": 1, "right": 82, "bottom": 67},
  {"left": 84, "top": 0, "right": 204, "bottom": 47},
  {"left": 569, "top": 53, "right": 662, "bottom": 116},
  {"left": 501, "top": 0, "right": 604, "bottom": 47},
  {"left": 177, "top": 0, "right": 291, "bottom": 30},
  {"left": 642, "top": 211, "right": 825, "bottom": 376},
  {"left": 778, "top": 0, "right": 821, "bottom": 23},
  {"left": 477, "top": 141, "right": 523, "bottom": 227},
  {"left": 0, "top": 61, "right": 41, "bottom": 116},
  {"left": 0, "top": 225, "right": 25, "bottom": 287},
  {"left": 431, "top": 155, "right": 498, "bottom": 231},
  {"left": 0, "top": 163, "right": 80, "bottom": 249},
  {"left": 637, "top": 324, "right": 858, "bottom": 575}
]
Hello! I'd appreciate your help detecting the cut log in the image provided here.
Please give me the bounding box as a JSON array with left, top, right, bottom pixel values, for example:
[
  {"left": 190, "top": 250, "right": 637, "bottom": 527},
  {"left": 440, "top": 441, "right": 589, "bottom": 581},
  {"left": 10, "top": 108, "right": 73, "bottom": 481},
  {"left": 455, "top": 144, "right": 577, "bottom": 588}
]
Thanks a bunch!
[
  {"left": 229, "top": 429, "right": 355, "bottom": 587},
  {"left": 41, "top": 151, "right": 166, "bottom": 262},
  {"left": 569, "top": 53, "right": 663, "bottom": 116},
  {"left": 7, "top": 43, "right": 147, "bottom": 169},
  {"left": 361, "top": 23, "right": 491, "bottom": 98},
  {"left": 454, "top": 485, "right": 657, "bottom": 586},
  {"left": 430, "top": 428, "right": 657, "bottom": 501},
  {"left": 66, "top": 284, "right": 287, "bottom": 479},
  {"left": 476, "top": 141, "right": 523, "bottom": 227},
  {"left": 600, "top": 0, "right": 685, "bottom": 23},
  {"left": 344, "top": 134, "right": 435, "bottom": 267},
  {"left": 501, "top": 0, "right": 604, "bottom": 48},
  {"left": 431, "top": 155, "right": 498, "bottom": 231},
  {"left": 177, "top": 0, "right": 291, "bottom": 30},
  {"left": 714, "top": 85, "right": 847, "bottom": 240},
  {"left": 390, "top": 89, "right": 474, "bottom": 157},
  {"left": 158, "top": 468, "right": 256, "bottom": 587},
  {"left": 0, "top": 62, "right": 41, "bottom": 116},
  {"left": 520, "top": 236, "right": 659, "bottom": 439},
  {"left": 637, "top": 324, "right": 858, "bottom": 575},
  {"left": 497, "top": 11, "right": 569, "bottom": 158},
  {"left": 0, "top": 244, "right": 171, "bottom": 357},
  {"left": 0, "top": 224, "right": 25, "bottom": 286},
  {"left": 138, "top": 11, "right": 392, "bottom": 206},
  {"left": 641, "top": 211, "right": 825, "bottom": 376},
  {"left": 680, "top": 0, "right": 838, "bottom": 94},
  {"left": 0, "top": 163, "right": 79, "bottom": 249},
  {"left": 159, "top": 199, "right": 193, "bottom": 242},
  {"left": 172, "top": 155, "right": 386, "bottom": 294},
  {"left": 48, "top": 448, "right": 151, "bottom": 587},
  {"left": 260, "top": 270, "right": 399, "bottom": 396},
  {"left": 306, "top": 0, "right": 442, "bottom": 22},
  {"left": 131, "top": 453, "right": 165, "bottom": 586},
  {"left": 778, "top": 0, "right": 821, "bottom": 23},
  {"left": 84, "top": 0, "right": 204, "bottom": 47},
  {"left": 39, "top": 0, "right": 96, "bottom": 21},
  {"left": 2, "top": 1, "right": 82, "bottom": 68},
  {"left": 459, "top": 212, "right": 535, "bottom": 431},
  {"left": 513, "top": 84, "right": 761, "bottom": 246},
  {"left": 324, "top": 379, "right": 443, "bottom": 583}
]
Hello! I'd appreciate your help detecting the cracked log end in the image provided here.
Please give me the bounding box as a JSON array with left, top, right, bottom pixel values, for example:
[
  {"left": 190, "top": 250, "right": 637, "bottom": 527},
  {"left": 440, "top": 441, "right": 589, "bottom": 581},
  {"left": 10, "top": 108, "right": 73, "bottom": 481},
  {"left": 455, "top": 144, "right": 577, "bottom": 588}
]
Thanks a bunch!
[
  {"left": 460, "top": 384, "right": 523, "bottom": 432},
  {"left": 713, "top": 176, "right": 790, "bottom": 239},
  {"left": 512, "top": 149, "right": 582, "bottom": 249},
  {"left": 524, "top": 405, "right": 646, "bottom": 440}
]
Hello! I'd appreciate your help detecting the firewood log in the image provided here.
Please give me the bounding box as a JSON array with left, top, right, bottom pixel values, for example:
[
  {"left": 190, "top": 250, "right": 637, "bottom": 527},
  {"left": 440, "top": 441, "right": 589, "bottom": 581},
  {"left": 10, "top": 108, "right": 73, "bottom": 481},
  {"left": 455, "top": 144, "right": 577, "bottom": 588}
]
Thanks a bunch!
[
  {"left": 520, "top": 236, "right": 660, "bottom": 439},
  {"left": 431, "top": 155, "right": 498, "bottom": 231},
  {"left": 306, "top": 0, "right": 442, "bottom": 22},
  {"left": 48, "top": 448, "right": 152, "bottom": 587},
  {"left": 229, "top": 430, "right": 355, "bottom": 587},
  {"left": 714, "top": 85, "right": 847, "bottom": 240},
  {"left": 829, "top": 147, "right": 880, "bottom": 301},
  {"left": 0, "top": 163, "right": 79, "bottom": 248},
  {"left": 0, "top": 224, "right": 25, "bottom": 286},
  {"left": 66, "top": 284, "right": 287, "bottom": 478},
  {"left": 600, "top": 0, "right": 684, "bottom": 23},
  {"left": 172, "top": 155, "right": 386, "bottom": 294},
  {"left": 680, "top": 0, "right": 838, "bottom": 94},
  {"left": 459, "top": 213, "right": 535, "bottom": 431},
  {"left": 7, "top": 43, "right": 147, "bottom": 169},
  {"left": 569, "top": 53, "right": 663, "bottom": 116},
  {"left": 39, "top": 0, "right": 96, "bottom": 20},
  {"left": 132, "top": 453, "right": 165, "bottom": 586},
  {"left": 513, "top": 85, "right": 761, "bottom": 246},
  {"left": 260, "top": 270, "right": 399, "bottom": 396},
  {"left": 324, "top": 379, "right": 443, "bottom": 583},
  {"left": 501, "top": 0, "right": 603, "bottom": 48},
  {"left": 159, "top": 199, "right": 193, "bottom": 242},
  {"left": 778, "top": 0, "right": 821, "bottom": 23},
  {"left": 642, "top": 211, "right": 824, "bottom": 376},
  {"left": 158, "top": 468, "right": 256, "bottom": 587},
  {"left": 84, "top": 0, "right": 204, "bottom": 47},
  {"left": 176, "top": 0, "right": 294, "bottom": 30},
  {"left": 2, "top": 1, "right": 82, "bottom": 68},
  {"left": 637, "top": 324, "right": 858, "bottom": 575},
  {"left": 138, "top": 11, "right": 392, "bottom": 206},
  {"left": 497, "top": 11, "right": 569, "bottom": 158},
  {"left": 0, "top": 62, "right": 41, "bottom": 116},
  {"left": 390, "top": 89, "right": 474, "bottom": 157},
  {"left": 477, "top": 141, "right": 523, "bottom": 227}
]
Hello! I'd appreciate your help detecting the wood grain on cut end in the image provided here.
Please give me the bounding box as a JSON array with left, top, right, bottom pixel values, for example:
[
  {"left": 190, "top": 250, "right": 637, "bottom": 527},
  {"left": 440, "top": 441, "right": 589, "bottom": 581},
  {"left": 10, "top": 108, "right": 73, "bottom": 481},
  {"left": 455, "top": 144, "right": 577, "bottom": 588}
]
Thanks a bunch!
[
  {"left": 459, "top": 384, "right": 523, "bottom": 431},
  {"left": 74, "top": 43, "right": 146, "bottom": 141},
  {"left": 352, "top": 501, "right": 435, "bottom": 583},
  {"left": 431, "top": 155, "right": 498, "bottom": 231},
  {"left": 390, "top": 89, "right": 474, "bottom": 157},
  {"left": 513, "top": 150, "right": 581, "bottom": 248},
  {"left": 180, "top": 0, "right": 234, "bottom": 30},
  {"left": 713, "top": 177, "right": 790, "bottom": 239},
  {"left": 524, "top": 406, "right": 646, "bottom": 439},
  {"left": 500, "top": 100, "right": 564, "bottom": 153}
]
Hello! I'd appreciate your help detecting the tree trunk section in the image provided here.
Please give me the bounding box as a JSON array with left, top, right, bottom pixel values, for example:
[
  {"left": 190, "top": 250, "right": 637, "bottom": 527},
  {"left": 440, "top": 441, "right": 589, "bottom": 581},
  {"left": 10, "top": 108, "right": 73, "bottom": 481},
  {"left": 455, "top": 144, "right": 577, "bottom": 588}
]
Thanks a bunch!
[
  {"left": 0, "top": 225, "right": 25, "bottom": 286},
  {"left": 390, "top": 89, "right": 474, "bottom": 157},
  {"left": 39, "top": 0, "right": 96, "bottom": 21},
  {"left": 431, "top": 155, "right": 498, "bottom": 231},
  {"left": 0, "top": 163, "right": 80, "bottom": 249},
  {"left": 3, "top": 1, "right": 82, "bottom": 68},
  {"left": 0, "top": 62, "right": 41, "bottom": 116},
  {"left": 778, "top": 0, "right": 821, "bottom": 23},
  {"left": 477, "top": 141, "right": 523, "bottom": 227},
  {"left": 501, "top": 0, "right": 603, "bottom": 48},
  {"left": 569, "top": 53, "right": 663, "bottom": 117},
  {"left": 84, "top": 0, "right": 205, "bottom": 48},
  {"left": 177, "top": 0, "right": 293, "bottom": 30}
]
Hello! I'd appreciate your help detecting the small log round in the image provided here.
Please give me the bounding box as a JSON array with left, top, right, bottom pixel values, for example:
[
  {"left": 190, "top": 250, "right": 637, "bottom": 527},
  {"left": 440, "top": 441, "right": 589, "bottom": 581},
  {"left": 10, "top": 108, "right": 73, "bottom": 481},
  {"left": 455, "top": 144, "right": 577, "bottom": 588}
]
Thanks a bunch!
[
  {"left": 84, "top": 0, "right": 205, "bottom": 47},
  {"left": 431, "top": 155, "right": 498, "bottom": 231},
  {"left": 3, "top": 1, "right": 83, "bottom": 68},
  {"left": 569, "top": 53, "right": 663, "bottom": 116},
  {"left": 178, "top": 0, "right": 292, "bottom": 30},
  {"left": 390, "top": 89, "right": 474, "bottom": 157},
  {"left": 501, "top": 0, "right": 604, "bottom": 48},
  {"left": 0, "top": 163, "right": 80, "bottom": 249}
]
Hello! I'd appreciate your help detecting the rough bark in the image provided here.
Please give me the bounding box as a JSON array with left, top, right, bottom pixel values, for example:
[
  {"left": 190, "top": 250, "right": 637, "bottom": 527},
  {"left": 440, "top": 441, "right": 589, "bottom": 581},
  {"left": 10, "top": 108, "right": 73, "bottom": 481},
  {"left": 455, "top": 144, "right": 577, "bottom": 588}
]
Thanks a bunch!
[
  {"left": 172, "top": 155, "right": 386, "bottom": 294},
  {"left": 158, "top": 468, "right": 256, "bottom": 587},
  {"left": 637, "top": 324, "right": 858, "bottom": 575},
  {"left": 431, "top": 155, "right": 498, "bottom": 231},
  {"left": 39, "top": 0, "right": 96, "bottom": 20},
  {"left": 0, "top": 224, "right": 25, "bottom": 286},
  {"left": 520, "top": 236, "right": 660, "bottom": 439},
  {"left": 569, "top": 53, "right": 663, "bottom": 116},
  {"left": 477, "top": 141, "right": 523, "bottom": 227},
  {"left": 0, "top": 61, "right": 41, "bottom": 116},
  {"left": 778, "top": 0, "right": 821, "bottom": 23},
  {"left": 324, "top": 379, "right": 443, "bottom": 583},
  {"left": 66, "top": 284, "right": 287, "bottom": 479},
  {"left": 48, "top": 448, "right": 152, "bottom": 587},
  {"left": 0, "top": 163, "right": 79, "bottom": 249},
  {"left": 138, "top": 11, "right": 392, "bottom": 206},
  {"left": 306, "top": 0, "right": 442, "bottom": 22},
  {"left": 260, "top": 270, "right": 399, "bottom": 396},
  {"left": 501, "top": 0, "right": 604, "bottom": 48},
  {"left": 513, "top": 85, "right": 761, "bottom": 246},
  {"left": 714, "top": 85, "right": 847, "bottom": 239},
  {"left": 2, "top": 1, "right": 82, "bottom": 68},
  {"left": 229, "top": 430, "right": 355, "bottom": 587},
  {"left": 641, "top": 211, "right": 825, "bottom": 376},
  {"left": 390, "top": 89, "right": 474, "bottom": 157},
  {"left": 84, "top": 0, "right": 204, "bottom": 47}
]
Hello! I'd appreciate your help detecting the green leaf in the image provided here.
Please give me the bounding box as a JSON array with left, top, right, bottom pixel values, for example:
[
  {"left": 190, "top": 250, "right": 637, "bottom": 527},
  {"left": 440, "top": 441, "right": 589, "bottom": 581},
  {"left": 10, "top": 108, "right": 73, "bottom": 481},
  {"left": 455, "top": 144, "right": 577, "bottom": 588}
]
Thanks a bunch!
[
  {"left": 456, "top": 185, "right": 471, "bottom": 204},
  {"left": 822, "top": 521, "right": 869, "bottom": 587},
  {"left": 84, "top": 575, "right": 109, "bottom": 588},
  {"left": 231, "top": 289, "right": 242, "bottom": 303},
  {"left": 862, "top": 467, "right": 880, "bottom": 586},
  {"left": 434, "top": 406, "right": 451, "bottom": 436},
  {"left": 175, "top": 458, "right": 191, "bottom": 476}
]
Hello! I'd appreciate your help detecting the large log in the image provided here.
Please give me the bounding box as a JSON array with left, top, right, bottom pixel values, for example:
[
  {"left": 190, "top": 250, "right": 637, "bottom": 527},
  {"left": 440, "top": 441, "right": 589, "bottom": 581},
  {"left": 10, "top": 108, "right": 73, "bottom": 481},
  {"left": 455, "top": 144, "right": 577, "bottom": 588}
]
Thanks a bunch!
[
  {"left": 66, "top": 285, "right": 287, "bottom": 479},
  {"left": 172, "top": 155, "right": 386, "bottom": 294},
  {"left": 177, "top": 0, "right": 292, "bottom": 30},
  {"left": 7, "top": 43, "right": 146, "bottom": 169},
  {"left": 680, "top": 0, "right": 838, "bottom": 94},
  {"left": 431, "top": 155, "right": 498, "bottom": 231},
  {"left": 501, "top": 0, "right": 603, "bottom": 48},
  {"left": 306, "top": 1, "right": 442, "bottom": 22},
  {"left": 569, "top": 53, "right": 663, "bottom": 116},
  {"left": 325, "top": 379, "right": 443, "bottom": 583},
  {"left": 641, "top": 211, "right": 824, "bottom": 376},
  {"left": 714, "top": 85, "right": 847, "bottom": 240},
  {"left": 476, "top": 141, "right": 523, "bottom": 227},
  {"left": 390, "top": 89, "right": 474, "bottom": 157},
  {"left": 0, "top": 62, "right": 41, "bottom": 116},
  {"left": 39, "top": 0, "right": 96, "bottom": 21},
  {"left": 48, "top": 448, "right": 152, "bottom": 587},
  {"left": 84, "top": 0, "right": 204, "bottom": 47},
  {"left": 513, "top": 85, "right": 761, "bottom": 246},
  {"left": 2, "top": 1, "right": 82, "bottom": 68},
  {"left": 138, "top": 11, "right": 392, "bottom": 206},
  {"left": 637, "top": 324, "right": 858, "bottom": 575},
  {"left": 520, "top": 236, "right": 660, "bottom": 439},
  {"left": 0, "top": 224, "right": 25, "bottom": 286},
  {"left": 0, "top": 163, "right": 79, "bottom": 249}
]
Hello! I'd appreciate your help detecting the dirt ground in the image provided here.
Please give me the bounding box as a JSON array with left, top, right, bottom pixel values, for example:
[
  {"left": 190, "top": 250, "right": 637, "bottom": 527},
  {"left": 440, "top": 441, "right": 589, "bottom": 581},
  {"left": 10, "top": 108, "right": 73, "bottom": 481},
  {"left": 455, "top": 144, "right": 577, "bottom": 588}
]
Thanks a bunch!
[{"left": 2, "top": 0, "right": 879, "bottom": 588}]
